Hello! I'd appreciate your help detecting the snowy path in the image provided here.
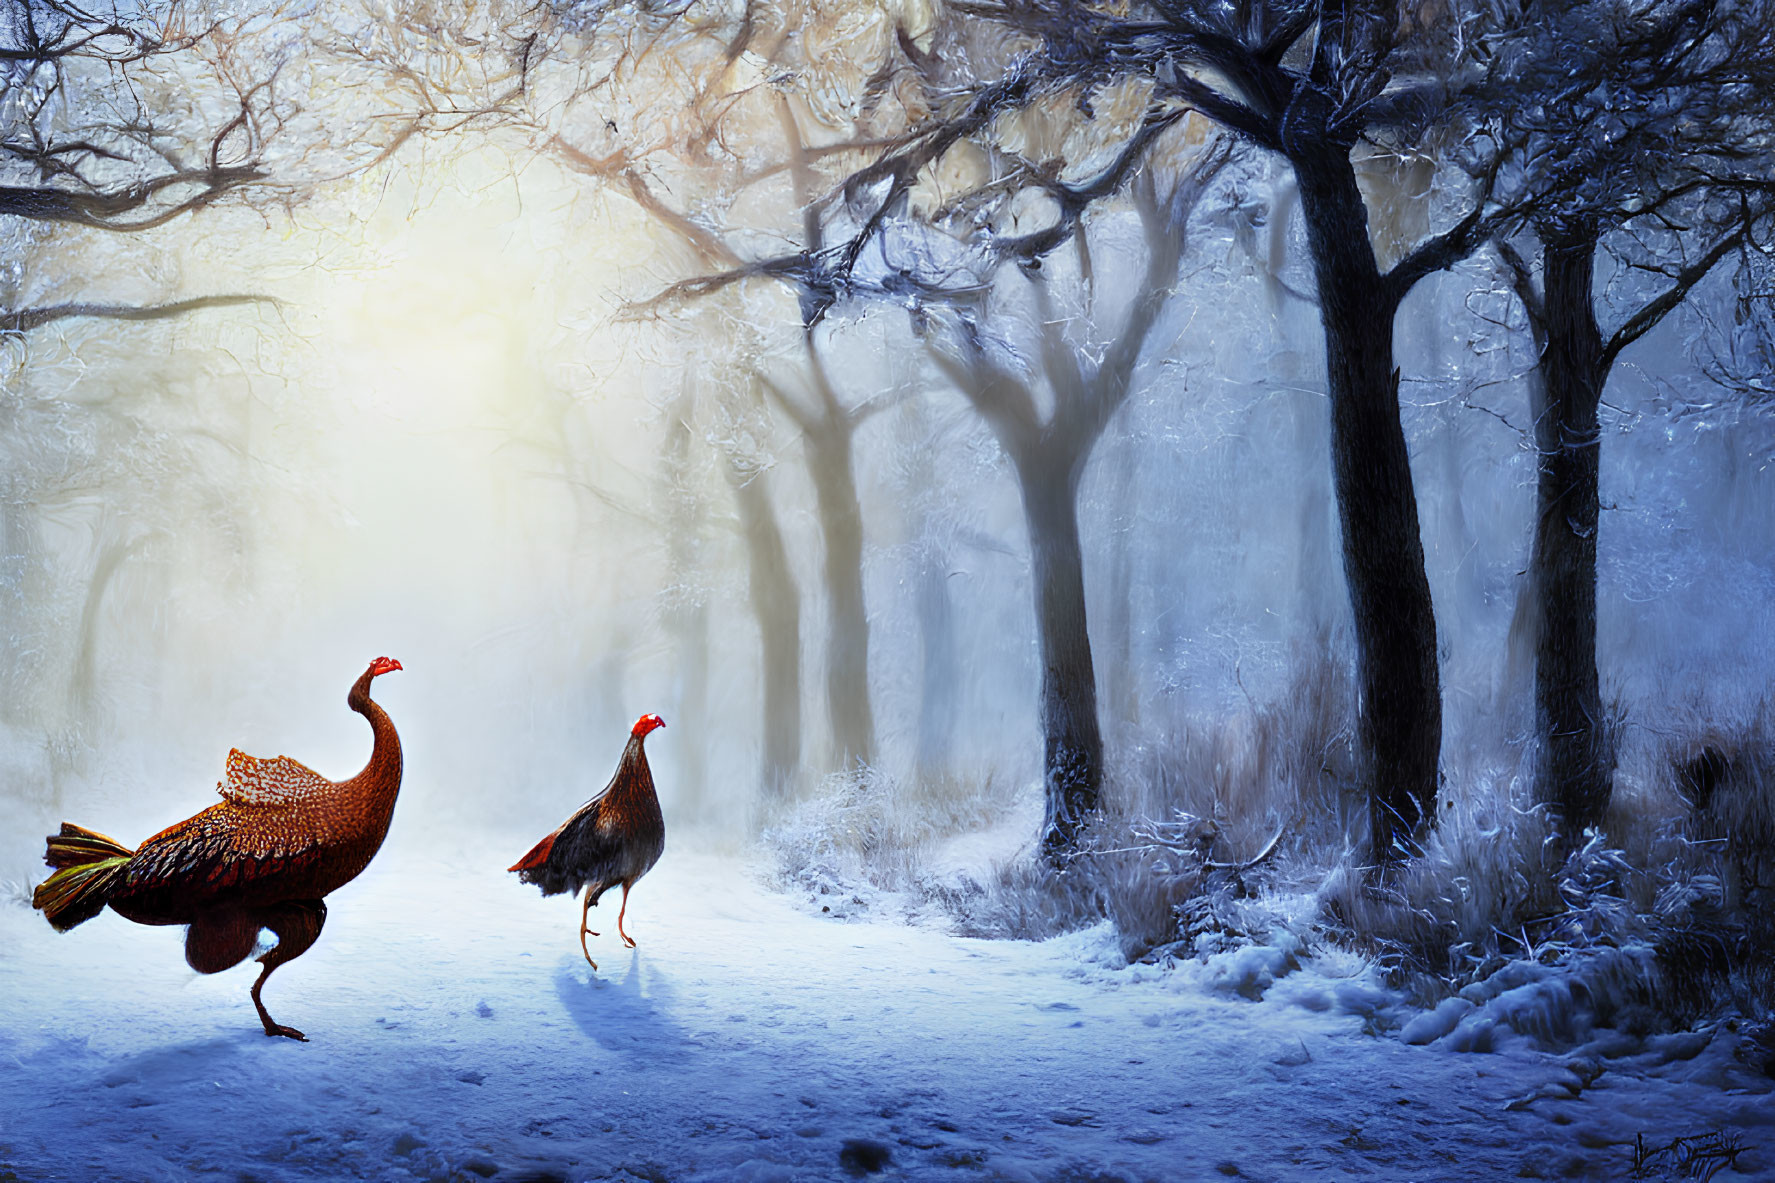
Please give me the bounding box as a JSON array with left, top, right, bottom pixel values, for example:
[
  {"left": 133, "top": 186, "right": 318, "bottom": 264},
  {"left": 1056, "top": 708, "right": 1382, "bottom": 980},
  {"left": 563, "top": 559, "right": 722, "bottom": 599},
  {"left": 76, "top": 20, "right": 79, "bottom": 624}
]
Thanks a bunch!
[{"left": 0, "top": 845, "right": 1768, "bottom": 1182}]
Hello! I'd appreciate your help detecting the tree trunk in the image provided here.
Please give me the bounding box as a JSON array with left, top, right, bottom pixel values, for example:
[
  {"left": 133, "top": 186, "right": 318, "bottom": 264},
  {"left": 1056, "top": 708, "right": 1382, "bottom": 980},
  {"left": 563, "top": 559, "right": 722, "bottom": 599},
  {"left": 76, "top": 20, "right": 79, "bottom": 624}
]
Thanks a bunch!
[
  {"left": 674, "top": 600, "right": 711, "bottom": 807},
  {"left": 662, "top": 399, "right": 709, "bottom": 812},
  {"left": 804, "top": 423, "right": 876, "bottom": 767},
  {"left": 729, "top": 465, "right": 801, "bottom": 798},
  {"left": 1293, "top": 148, "right": 1442, "bottom": 864},
  {"left": 1101, "top": 431, "right": 1140, "bottom": 729},
  {"left": 1530, "top": 235, "right": 1608, "bottom": 832},
  {"left": 914, "top": 535, "right": 958, "bottom": 777},
  {"left": 1017, "top": 453, "right": 1104, "bottom": 858}
]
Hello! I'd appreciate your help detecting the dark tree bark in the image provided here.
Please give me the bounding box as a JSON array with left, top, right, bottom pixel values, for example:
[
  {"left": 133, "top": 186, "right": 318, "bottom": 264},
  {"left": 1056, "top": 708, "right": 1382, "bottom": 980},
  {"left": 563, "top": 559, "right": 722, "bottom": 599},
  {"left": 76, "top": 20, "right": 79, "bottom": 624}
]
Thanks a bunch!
[
  {"left": 917, "top": 385, "right": 1106, "bottom": 856},
  {"left": 776, "top": 4, "right": 1506, "bottom": 865},
  {"left": 1525, "top": 233, "right": 1608, "bottom": 832},
  {"left": 1018, "top": 457, "right": 1103, "bottom": 853},
  {"left": 1500, "top": 216, "right": 1753, "bottom": 838},
  {"left": 1293, "top": 147, "right": 1441, "bottom": 861},
  {"left": 728, "top": 459, "right": 801, "bottom": 798}
]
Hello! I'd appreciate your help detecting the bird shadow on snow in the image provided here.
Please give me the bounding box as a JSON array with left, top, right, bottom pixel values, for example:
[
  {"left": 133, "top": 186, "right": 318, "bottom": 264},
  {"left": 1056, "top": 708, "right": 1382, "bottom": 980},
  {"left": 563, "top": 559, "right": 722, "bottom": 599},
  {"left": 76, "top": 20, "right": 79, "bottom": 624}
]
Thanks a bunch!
[
  {"left": 51, "top": 1033, "right": 273, "bottom": 1117},
  {"left": 92, "top": 1036, "right": 243, "bottom": 1089},
  {"left": 552, "top": 951, "right": 689, "bottom": 1060}
]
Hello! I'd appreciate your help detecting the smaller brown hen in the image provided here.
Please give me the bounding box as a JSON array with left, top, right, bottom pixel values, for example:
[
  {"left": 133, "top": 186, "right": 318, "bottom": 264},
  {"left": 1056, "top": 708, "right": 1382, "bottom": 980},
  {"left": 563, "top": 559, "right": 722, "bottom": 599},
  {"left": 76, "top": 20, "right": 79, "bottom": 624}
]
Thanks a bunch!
[{"left": 509, "top": 713, "right": 665, "bottom": 968}]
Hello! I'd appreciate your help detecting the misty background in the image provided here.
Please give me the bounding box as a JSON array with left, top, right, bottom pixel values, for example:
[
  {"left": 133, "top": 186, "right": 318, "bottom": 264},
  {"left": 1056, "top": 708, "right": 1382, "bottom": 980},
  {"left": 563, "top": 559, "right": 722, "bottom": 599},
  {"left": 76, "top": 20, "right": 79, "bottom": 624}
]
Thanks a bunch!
[{"left": 0, "top": 0, "right": 1770, "bottom": 961}]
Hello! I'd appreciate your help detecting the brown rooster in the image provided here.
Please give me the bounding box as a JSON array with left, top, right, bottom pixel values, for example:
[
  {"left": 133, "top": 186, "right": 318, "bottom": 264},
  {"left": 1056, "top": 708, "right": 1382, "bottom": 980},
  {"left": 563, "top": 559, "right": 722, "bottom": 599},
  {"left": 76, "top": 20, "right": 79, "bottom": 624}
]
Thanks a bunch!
[
  {"left": 32, "top": 657, "right": 405, "bottom": 1041},
  {"left": 509, "top": 713, "right": 665, "bottom": 969}
]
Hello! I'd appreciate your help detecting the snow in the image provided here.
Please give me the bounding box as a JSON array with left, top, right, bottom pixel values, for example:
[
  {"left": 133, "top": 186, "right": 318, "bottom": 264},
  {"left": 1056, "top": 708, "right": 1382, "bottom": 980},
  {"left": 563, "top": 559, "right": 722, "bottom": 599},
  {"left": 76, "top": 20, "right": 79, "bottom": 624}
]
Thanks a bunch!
[{"left": 2, "top": 843, "right": 1769, "bottom": 1182}]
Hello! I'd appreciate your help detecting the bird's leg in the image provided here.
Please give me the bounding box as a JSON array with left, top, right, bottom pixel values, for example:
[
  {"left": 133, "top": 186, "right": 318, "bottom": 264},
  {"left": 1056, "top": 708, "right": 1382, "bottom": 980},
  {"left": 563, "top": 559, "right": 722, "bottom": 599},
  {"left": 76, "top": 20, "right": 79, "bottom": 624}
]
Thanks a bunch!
[
  {"left": 617, "top": 881, "right": 636, "bottom": 949},
  {"left": 578, "top": 886, "right": 599, "bottom": 971},
  {"left": 251, "top": 899, "right": 326, "bottom": 1042}
]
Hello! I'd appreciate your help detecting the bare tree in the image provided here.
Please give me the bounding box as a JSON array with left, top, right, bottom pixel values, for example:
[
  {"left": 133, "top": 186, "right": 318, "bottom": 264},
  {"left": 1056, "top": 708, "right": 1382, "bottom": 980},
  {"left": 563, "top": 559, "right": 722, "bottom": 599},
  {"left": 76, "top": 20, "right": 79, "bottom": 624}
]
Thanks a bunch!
[
  {"left": 1478, "top": 0, "right": 1775, "bottom": 837},
  {"left": 917, "top": 141, "right": 1232, "bottom": 855},
  {"left": 754, "top": 338, "right": 893, "bottom": 767},
  {"left": 721, "top": 384, "right": 804, "bottom": 799},
  {"left": 0, "top": 2, "right": 294, "bottom": 792},
  {"left": 0, "top": 1, "right": 277, "bottom": 325},
  {"left": 533, "top": 14, "right": 927, "bottom": 773},
  {"left": 659, "top": 4, "right": 1521, "bottom": 863}
]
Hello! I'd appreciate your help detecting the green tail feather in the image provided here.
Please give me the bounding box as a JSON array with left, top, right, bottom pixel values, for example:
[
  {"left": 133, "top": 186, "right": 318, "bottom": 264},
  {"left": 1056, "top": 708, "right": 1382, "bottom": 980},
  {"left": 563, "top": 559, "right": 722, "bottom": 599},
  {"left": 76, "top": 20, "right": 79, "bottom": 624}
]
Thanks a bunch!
[{"left": 34, "top": 823, "right": 135, "bottom": 931}]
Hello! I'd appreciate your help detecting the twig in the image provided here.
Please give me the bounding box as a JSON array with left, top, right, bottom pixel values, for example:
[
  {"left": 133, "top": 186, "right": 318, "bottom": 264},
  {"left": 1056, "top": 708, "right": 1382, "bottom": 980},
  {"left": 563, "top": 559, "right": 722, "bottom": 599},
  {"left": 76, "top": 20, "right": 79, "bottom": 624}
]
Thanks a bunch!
[{"left": 1204, "top": 828, "right": 1285, "bottom": 873}]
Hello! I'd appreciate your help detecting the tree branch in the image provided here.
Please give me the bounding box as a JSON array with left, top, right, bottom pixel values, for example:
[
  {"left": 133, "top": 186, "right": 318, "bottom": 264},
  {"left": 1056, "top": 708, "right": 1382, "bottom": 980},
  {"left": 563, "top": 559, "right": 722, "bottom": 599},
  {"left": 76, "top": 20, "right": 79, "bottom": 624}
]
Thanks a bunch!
[
  {"left": 1024, "top": 267, "right": 1088, "bottom": 415},
  {"left": 1155, "top": 66, "right": 1280, "bottom": 151},
  {"left": 1083, "top": 137, "right": 1233, "bottom": 433},
  {"left": 925, "top": 322, "right": 1039, "bottom": 444},
  {"left": 1386, "top": 152, "right": 1518, "bottom": 302},
  {"left": 1604, "top": 218, "right": 1753, "bottom": 368},
  {"left": 991, "top": 104, "right": 1188, "bottom": 263},
  {"left": 848, "top": 382, "right": 915, "bottom": 425},
  {"left": 0, "top": 294, "right": 282, "bottom": 333},
  {"left": 0, "top": 165, "right": 264, "bottom": 231}
]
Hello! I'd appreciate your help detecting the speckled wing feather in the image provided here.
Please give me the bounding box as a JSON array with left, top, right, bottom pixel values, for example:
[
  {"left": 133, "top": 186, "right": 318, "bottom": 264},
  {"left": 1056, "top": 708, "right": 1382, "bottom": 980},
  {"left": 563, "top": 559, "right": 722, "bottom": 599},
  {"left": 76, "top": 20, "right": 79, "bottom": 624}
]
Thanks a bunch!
[
  {"left": 114, "top": 758, "right": 337, "bottom": 912},
  {"left": 218, "top": 748, "right": 332, "bottom": 806},
  {"left": 117, "top": 799, "right": 308, "bottom": 907}
]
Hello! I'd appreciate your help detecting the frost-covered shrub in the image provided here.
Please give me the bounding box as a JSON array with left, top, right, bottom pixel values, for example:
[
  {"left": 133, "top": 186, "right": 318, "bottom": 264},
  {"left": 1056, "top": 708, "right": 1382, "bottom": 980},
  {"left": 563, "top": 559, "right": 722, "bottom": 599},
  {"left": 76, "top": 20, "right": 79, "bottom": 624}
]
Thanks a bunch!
[
  {"left": 1310, "top": 700, "right": 1775, "bottom": 1045},
  {"left": 761, "top": 764, "right": 1065, "bottom": 924},
  {"left": 763, "top": 658, "right": 1357, "bottom": 952},
  {"left": 764, "top": 662, "right": 1774, "bottom": 1051},
  {"left": 1081, "top": 653, "right": 1358, "bottom": 959},
  {"left": 1659, "top": 709, "right": 1775, "bottom": 1029}
]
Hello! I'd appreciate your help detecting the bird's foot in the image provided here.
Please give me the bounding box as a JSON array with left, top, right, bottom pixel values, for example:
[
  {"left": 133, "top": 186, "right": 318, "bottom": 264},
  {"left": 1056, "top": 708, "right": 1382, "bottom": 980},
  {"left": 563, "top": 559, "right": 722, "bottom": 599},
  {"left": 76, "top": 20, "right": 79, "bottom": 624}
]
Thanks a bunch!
[
  {"left": 621, "top": 934, "right": 637, "bottom": 949},
  {"left": 262, "top": 1022, "right": 308, "bottom": 1042}
]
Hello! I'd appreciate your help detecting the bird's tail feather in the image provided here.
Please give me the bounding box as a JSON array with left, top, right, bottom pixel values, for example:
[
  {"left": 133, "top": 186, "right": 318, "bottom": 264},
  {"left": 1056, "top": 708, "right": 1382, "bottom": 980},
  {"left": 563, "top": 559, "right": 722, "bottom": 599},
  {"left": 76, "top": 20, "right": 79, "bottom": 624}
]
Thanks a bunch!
[
  {"left": 33, "top": 823, "right": 133, "bottom": 932},
  {"left": 508, "top": 831, "right": 557, "bottom": 874}
]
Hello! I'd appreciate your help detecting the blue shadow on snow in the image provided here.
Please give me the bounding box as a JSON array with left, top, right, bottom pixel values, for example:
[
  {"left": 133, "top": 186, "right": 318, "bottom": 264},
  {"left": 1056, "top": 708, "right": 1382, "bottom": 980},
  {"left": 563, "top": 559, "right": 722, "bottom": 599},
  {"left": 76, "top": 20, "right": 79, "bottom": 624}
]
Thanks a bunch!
[{"left": 552, "top": 950, "right": 688, "bottom": 1060}]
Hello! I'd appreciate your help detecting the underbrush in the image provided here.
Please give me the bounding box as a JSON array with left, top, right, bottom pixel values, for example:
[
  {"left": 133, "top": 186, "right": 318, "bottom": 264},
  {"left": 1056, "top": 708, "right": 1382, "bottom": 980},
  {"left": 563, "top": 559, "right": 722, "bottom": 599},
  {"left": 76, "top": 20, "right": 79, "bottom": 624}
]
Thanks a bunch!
[
  {"left": 1325, "top": 700, "right": 1775, "bottom": 1053},
  {"left": 765, "top": 653, "right": 1358, "bottom": 949},
  {"left": 763, "top": 673, "right": 1775, "bottom": 1055}
]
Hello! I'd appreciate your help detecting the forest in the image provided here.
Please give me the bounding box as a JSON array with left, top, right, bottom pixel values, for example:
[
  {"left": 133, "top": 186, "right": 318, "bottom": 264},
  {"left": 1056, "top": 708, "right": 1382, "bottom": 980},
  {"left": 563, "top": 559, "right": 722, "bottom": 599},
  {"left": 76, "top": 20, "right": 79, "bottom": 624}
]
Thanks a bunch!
[{"left": 1, "top": 1, "right": 1773, "bottom": 1180}]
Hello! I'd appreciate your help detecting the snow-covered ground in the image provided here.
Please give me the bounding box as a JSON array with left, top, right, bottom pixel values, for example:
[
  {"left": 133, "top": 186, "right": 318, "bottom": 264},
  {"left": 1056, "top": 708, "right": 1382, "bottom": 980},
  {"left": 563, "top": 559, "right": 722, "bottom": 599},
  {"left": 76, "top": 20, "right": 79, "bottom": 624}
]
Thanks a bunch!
[{"left": 1, "top": 844, "right": 1769, "bottom": 1182}]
